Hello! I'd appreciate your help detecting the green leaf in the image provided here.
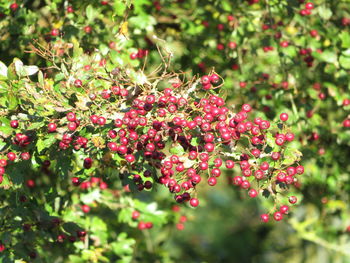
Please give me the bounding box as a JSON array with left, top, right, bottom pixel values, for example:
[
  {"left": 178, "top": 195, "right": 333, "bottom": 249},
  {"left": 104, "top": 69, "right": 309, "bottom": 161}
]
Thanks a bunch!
[
  {"left": 23, "top": 65, "right": 39, "bottom": 76},
  {"left": 282, "top": 46, "right": 297, "bottom": 58},
  {"left": 27, "top": 121, "right": 45, "bottom": 130},
  {"left": 111, "top": 233, "right": 135, "bottom": 255},
  {"left": 38, "top": 70, "right": 44, "bottom": 86},
  {"left": 316, "top": 50, "right": 337, "bottom": 64},
  {"left": 317, "top": 5, "right": 332, "bottom": 20},
  {"left": 0, "top": 81, "right": 8, "bottom": 93},
  {"left": 128, "top": 15, "right": 156, "bottom": 30},
  {"left": 0, "top": 125, "right": 12, "bottom": 137},
  {"left": 340, "top": 31, "right": 350, "bottom": 49},
  {"left": 13, "top": 58, "right": 24, "bottom": 77},
  {"left": 0, "top": 61, "right": 8, "bottom": 80},
  {"left": 71, "top": 38, "right": 83, "bottom": 58},
  {"left": 282, "top": 148, "right": 303, "bottom": 166},
  {"left": 169, "top": 144, "right": 185, "bottom": 155},
  {"left": 339, "top": 55, "right": 350, "bottom": 69},
  {"left": 221, "top": 1, "right": 232, "bottom": 12},
  {"left": 7, "top": 62, "right": 17, "bottom": 80},
  {"left": 133, "top": 0, "right": 151, "bottom": 15},
  {"left": 36, "top": 135, "right": 57, "bottom": 153},
  {"left": 86, "top": 5, "right": 96, "bottom": 22},
  {"left": 113, "top": 1, "right": 127, "bottom": 16},
  {"left": 7, "top": 94, "right": 18, "bottom": 110},
  {"left": 190, "top": 137, "right": 199, "bottom": 146},
  {"left": 80, "top": 189, "right": 101, "bottom": 204}
]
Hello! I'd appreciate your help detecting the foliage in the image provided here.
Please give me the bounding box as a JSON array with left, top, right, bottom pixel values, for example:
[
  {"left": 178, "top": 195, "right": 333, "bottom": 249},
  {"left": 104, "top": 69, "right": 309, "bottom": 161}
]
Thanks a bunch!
[{"left": 0, "top": 0, "right": 350, "bottom": 262}]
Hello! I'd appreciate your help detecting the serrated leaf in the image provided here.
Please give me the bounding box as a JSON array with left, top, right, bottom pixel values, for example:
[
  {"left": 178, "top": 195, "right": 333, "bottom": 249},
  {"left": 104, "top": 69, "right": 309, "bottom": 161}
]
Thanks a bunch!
[
  {"left": 27, "top": 122, "right": 45, "bottom": 130},
  {"left": 36, "top": 135, "right": 57, "bottom": 153}
]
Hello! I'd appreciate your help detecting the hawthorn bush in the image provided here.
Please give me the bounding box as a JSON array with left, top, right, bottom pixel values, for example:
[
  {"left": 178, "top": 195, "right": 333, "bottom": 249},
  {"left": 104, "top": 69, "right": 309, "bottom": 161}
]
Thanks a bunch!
[
  {"left": 0, "top": 39, "right": 303, "bottom": 260},
  {"left": 0, "top": 0, "right": 350, "bottom": 262}
]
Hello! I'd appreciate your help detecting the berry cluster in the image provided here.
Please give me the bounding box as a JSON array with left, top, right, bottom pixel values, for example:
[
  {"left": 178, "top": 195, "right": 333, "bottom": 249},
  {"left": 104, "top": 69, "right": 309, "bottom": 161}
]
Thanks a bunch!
[
  {"left": 2, "top": 68, "right": 303, "bottom": 224},
  {"left": 299, "top": 2, "right": 315, "bottom": 16},
  {"left": 130, "top": 49, "right": 149, "bottom": 60}
]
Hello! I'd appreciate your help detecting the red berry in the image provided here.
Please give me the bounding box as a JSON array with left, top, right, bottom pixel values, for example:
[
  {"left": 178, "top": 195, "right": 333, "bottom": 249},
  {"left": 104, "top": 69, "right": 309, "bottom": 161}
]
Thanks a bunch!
[
  {"left": 305, "top": 2, "right": 314, "bottom": 9},
  {"left": 97, "top": 116, "right": 106, "bottom": 126},
  {"left": 343, "top": 119, "right": 350, "bottom": 128},
  {"left": 310, "top": 29, "right": 318, "bottom": 37},
  {"left": 67, "top": 122, "right": 77, "bottom": 131},
  {"left": 214, "top": 158, "right": 223, "bottom": 167},
  {"left": 138, "top": 221, "right": 146, "bottom": 230},
  {"left": 280, "top": 205, "right": 289, "bottom": 214},
  {"left": 130, "top": 53, "right": 138, "bottom": 60},
  {"left": 84, "top": 26, "right": 92, "bottom": 34},
  {"left": 242, "top": 104, "right": 252, "bottom": 112},
  {"left": 67, "top": 6, "right": 74, "bottom": 13},
  {"left": 10, "top": 3, "right": 18, "bottom": 11},
  {"left": 66, "top": 112, "right": 76, "bottom": 122},
  {"left": 0, "top": 159, "right": 7, "bottom": 167},
  {"left": 210, "top": 74, "right": 220, "bottom": 84},
  {"left": 260, "top": 214, "right": 269, "bottom": 223},
  {"left": 201, "top": 75, "right": 211, "bottom": 86},
  {"left": 289, "top": 196, "right": 298, "bottom": 204},
  {"left": 280, "top": 113, "right": 289, "bottom": 121},
  {"left": 125, "top": 154, "right": 135, "bottom": 163},
  {"left": 20, "top": 152, "right": 30, "bottom": 160},
  {"left": 74, "top": 79, "right": 82, "bottom": 87},
  {"left": 26, "top": 179, "right": 35, "bottom": 188},
  {"left": 71, "top": 177, "right": 80, "bottom": 186},
  {"left": 145, "top": 222, "right": 153, "bottom": 229},
  {"left": 260, "top": 162, "right": 269, "bottom": 171},
  {"left": 7, "top": 152, "right": 16, "bottom": 161},
  {"left": 83, "top": 158, "right": 92, "bottom": 169},
  {"left": 248, "top": 189, "right": 258, "bottom": 198},
  {"left": 241, "top": 180, "right": 250, "bottom": 189},
  {"left": 207, "top": 177, "right": 217, "bottom": 186},
  {"left": 228, "top": 41, "right": 237, "bottom": 49},
  {"left": 273, "top": 211, "right": 283, "bottom": 221},
  {"left": 10, "top": 120, "right": 19, "bottom": 128},
  {"left": 189, "top": 198, "right": 199, "bottom": 207},
  {"left": 81, "top": 205, "right": 90, "bottom": 213},
  {"left": 271, "top": 152, "right": 281, "bottom": 161},
  {"left": 132, "top": 211, "right": 140, "bottom": 220},
  {"left": 204, "top": 143, "right": 215, "bottom": 152},
  {"left": 48, "top": 123, "right": 57, "bottom": 132},
  {"left": 225, "top": 160, "right": 235, "bottom": 169},
  {"left": 51, "top": 28, "right": 59, "bottom": 37},
  {"left": 296, "top": 165, "right": 304, "bottom": 175}
]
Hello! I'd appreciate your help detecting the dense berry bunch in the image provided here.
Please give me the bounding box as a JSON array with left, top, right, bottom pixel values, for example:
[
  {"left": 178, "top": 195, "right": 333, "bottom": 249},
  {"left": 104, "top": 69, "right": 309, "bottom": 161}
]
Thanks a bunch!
[{"left": 2, "top": 56, "right": 303, "bottom": 224}]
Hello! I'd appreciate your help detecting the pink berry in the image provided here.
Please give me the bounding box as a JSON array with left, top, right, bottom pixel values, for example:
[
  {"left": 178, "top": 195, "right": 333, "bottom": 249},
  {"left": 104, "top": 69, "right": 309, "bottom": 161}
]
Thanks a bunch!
[
  {"left": 280, "top": 113, "right": 289, "bottom": 121},
  {"left": 189, "top": 198, "right": 199, "bottom": 207},
  {"left": 260, "top": 214, "right": 269, "bottom": 223}
]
